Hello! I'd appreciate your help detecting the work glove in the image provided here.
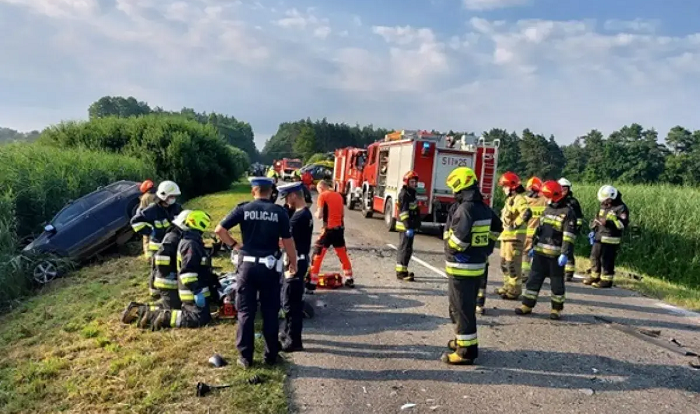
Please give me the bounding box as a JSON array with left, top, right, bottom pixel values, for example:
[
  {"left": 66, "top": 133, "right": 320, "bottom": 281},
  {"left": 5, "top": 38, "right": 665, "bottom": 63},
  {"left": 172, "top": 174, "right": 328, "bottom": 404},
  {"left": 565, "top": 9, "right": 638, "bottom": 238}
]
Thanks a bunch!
[
  {"left": 405, "top": 229, "right": 414, "bottom": 238},
  {"left": 588, "top": 231, "right": 595, "bottom": 246},
  {"left": 194, "top": 291, "right": 207, "bottom": 308},
  {"left": 528, "top": 249, "right": 534, "bottom": 259},
  {"left": 454, "top": 253, "right": 470, "bottom": 263},
  {"left": 557, "top": 254, "right": 568, "bottom": 267}
]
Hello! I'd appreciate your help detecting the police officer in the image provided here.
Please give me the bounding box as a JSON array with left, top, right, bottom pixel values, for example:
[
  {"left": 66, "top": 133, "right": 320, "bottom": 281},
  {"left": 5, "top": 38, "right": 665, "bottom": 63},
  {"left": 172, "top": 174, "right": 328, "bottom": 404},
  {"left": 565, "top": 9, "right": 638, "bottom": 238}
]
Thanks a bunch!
[
  {"left": 516, "top": 181, "right": 576, "bottom": 320},
  {"left": 442, "top": 167, "right": 502, "bottom": 365},
  {"left": 396, "top": 171, "right": 421, "bottom": 282},
  {"left": 130, "top": 180, "right": 183, "bottom": 298},
  {"left": 214, "top": 177, "right": 297, "bottom": 369},
  {"left": 558, "top": 178, "right": 584, "bottom": 281},
  {"left": 278, "top": 182, "right": 313, "bottom": 352}
]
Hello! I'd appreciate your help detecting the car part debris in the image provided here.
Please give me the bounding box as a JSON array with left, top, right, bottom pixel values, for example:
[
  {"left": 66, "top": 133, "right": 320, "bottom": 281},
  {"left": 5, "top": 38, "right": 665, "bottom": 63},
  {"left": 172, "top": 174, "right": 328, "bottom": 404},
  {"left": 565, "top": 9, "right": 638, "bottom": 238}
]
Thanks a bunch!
[
  {"left": 401, "top": 403, "right": 417, "bottom": 410},
  {"left": 638, "top": 329, "right": 661, "bottom": 338},
  {"left": 594, "top": 316, "right": 699, "bottom": 357},
  {"left": 196, "top": 382, "right": 232, "bottom": 397},
  {"left": 208, "top": 353, "right": 227, "bottom": 368}
]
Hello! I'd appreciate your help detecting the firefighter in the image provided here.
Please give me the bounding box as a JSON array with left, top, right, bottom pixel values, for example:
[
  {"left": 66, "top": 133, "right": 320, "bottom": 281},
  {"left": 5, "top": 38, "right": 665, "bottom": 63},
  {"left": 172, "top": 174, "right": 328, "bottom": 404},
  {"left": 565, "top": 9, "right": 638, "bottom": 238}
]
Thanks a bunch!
[
  {"left": 215, "top": 176, "right": 297, "bottom": 369},
  {"left": 515, "top": 180, "right": 576, "bottom": 320},
  {"left": 278, "top": 182, "right": 313, "bottom": 352},
  {"left": 120, "top": 210, "right": 190, "bottom": 324},
  {"left": 395, "top": 171, "right": 421, "bottom": 282},
  {"left": 558, "top": 178, "right": 584, "bottom": 281},
  {"left": 130, "top": 180, "right": 183, "bottom": 298},
  {"left": 522, "top": 177, "right": 546, "bottom": 281},
  {"left": 137, "top": 180, "right": 158, "bottom": 258},
  {"left": 138, "top": 210, "right": 215, "bottom": 330},
  {"left": 441, "top": 167, "right": 501, "bottom": 365},
  {"left": 496, "top": 172, "right": 532, "bottom": 300},
  {"left": 584, "top": 185, "right": 629, "bottom": 288},
  {"left": 308, "top": 180, "right": 354, "bottom": 290}
]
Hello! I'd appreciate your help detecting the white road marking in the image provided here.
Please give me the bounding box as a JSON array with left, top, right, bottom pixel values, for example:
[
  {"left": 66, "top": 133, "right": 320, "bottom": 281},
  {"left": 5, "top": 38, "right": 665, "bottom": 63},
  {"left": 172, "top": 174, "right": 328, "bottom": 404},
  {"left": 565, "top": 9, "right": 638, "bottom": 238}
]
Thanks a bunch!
[
  {"left": 654, "top": 302, "right": 700, "bottom": 320},
  {"left": 387, "top": 243, "right": 447, "bottom": 278}
]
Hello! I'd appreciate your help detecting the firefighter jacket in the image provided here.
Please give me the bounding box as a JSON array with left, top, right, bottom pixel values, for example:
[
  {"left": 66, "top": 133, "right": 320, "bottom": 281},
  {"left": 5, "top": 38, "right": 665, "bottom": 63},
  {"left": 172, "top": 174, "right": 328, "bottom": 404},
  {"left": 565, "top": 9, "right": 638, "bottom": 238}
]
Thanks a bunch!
[
  {"left": 152, "top": 228, "right": 182, "bottom": 291},
  {"left": 532, "top": 201, "right": 577, "bottom": 258},
  {"left": 396, "top": 185, "right": 421, "bottom": 231},
  {"left": 499, "top": 192, "right": 532, "bottom": 241},
  {"left": 524, "top": 192, "right": 547, "bottom": 238},
  {"left": 130, "top": 202, "right": 183, "bottom": 253},
  {"left": 443, "top": 187, "right": 502, "bottom": 278},
  {"left": 138, "top": 192, "right": 157, "bottom": 213},
  {"left": 564, "top": 193, "right": 584, "bottom": 233},
  {"left": 591, "top": 200, "right": 629, "bottom": 245},
  {"left": 176, "top": 230, "right": 211, "bottom": 304}
]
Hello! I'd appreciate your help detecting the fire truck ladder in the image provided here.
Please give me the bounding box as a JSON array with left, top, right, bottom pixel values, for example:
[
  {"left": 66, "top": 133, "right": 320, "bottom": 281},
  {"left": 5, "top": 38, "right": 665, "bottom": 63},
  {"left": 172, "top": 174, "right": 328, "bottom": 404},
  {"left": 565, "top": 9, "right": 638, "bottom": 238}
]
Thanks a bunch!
[{"left": 477, "top": 137, "right": 501, "bottom": 204}]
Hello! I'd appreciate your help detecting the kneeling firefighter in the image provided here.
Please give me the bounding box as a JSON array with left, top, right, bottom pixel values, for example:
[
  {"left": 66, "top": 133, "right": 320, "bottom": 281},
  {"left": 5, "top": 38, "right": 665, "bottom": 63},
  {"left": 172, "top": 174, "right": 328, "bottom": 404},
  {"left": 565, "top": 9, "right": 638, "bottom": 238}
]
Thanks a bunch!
[
  {"left": 120, "top": 210, "right": 190, "bottom": 324},
  {"left": 442, "top": 167, "right": 502, "bottom": 365},
  {"left": 139, "top": 210, "right": 215, "bottom": 330},
  {"left": 395, "top": 170, "right": 421, "bottom": 282},
  {"left": 516, "top": 181, "right": 576, "bottom": 320}
]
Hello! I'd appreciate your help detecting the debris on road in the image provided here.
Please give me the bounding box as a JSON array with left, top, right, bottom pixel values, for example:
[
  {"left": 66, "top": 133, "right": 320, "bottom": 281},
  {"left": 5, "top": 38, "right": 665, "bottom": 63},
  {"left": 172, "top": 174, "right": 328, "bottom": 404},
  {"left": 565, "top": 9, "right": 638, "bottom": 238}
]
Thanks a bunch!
[
  {"left": 579, "top": 388, "right": 595, "bottom": 396},
  {"left": 400, "top": 403, "right": 417, "bottom": 410},
  {"left": 430, "top": 406, "right": 441, "bottom": 411},
  {"left": 208, "top": 353, "right": 227, "bottom": 368},
  {"left": 639, "top": 329, "right": 661, "bottom": 338}
]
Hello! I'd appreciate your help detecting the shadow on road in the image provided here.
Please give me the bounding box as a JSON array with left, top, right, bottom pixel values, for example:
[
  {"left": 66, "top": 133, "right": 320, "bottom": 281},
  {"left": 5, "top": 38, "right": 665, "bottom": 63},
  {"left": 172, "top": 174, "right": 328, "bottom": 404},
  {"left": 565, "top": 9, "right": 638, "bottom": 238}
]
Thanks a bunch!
[{"left": 294, "top": 339, "right": 700, "bottom": 393}]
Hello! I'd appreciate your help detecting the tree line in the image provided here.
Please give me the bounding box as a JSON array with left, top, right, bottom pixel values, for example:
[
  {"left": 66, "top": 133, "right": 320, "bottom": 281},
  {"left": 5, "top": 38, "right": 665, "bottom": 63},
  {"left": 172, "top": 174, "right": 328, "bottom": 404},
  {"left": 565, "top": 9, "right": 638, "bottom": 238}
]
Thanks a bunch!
[
  {"left": 263, "top": 120, "right": 700, "bottom": 186},
  {"left": 0, "top": 127, "right": 40, "bottom": 143}
]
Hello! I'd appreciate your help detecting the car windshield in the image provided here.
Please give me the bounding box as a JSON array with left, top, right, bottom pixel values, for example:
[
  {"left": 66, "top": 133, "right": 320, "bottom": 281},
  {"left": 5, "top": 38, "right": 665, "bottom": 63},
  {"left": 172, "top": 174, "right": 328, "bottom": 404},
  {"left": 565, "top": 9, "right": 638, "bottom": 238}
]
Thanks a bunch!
[
  {"left": 287, "top": 161, "right": 302, "bottom": 168},
  {"left": 106, "top": 182, "right": 135, "bottom": 193},
  {"left": 51, "top": 190, "right": 112, "bottom": 228}
]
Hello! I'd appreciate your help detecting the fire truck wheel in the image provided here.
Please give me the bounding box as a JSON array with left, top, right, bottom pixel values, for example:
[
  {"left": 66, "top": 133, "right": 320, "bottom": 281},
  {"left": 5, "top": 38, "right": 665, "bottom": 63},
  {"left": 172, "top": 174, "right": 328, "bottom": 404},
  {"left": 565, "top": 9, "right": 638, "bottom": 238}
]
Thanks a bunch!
[
  {"left": 361, "top": 190, "right": 373, "bottom": 218},
  {"left": 384, "top": 198, "right": 396, "bottom": 232},
  {"left": 346, "top": 189, "right": 357, "bottom": 210}
]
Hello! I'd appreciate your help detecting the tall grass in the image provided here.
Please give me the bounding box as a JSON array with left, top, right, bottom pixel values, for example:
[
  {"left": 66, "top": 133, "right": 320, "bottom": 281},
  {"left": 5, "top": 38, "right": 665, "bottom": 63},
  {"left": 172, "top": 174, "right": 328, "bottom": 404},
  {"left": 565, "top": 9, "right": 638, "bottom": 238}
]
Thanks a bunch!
[
  {"left": 493, "top": 183, "right": 700, "bottom": 287},
  {"left": 0, "top": 142, "right": 155, "bottom": 304}
]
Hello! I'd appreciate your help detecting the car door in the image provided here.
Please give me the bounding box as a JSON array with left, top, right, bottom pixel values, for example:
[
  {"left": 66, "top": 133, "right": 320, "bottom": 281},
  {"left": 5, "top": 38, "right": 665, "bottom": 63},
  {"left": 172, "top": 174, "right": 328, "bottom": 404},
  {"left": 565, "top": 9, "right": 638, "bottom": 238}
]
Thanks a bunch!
[
  {"left": 78, "top": 189, "right": 120, "bottom": 253},
  {"left": 48, "top": 199, "right": 103, "bottom": 259}
]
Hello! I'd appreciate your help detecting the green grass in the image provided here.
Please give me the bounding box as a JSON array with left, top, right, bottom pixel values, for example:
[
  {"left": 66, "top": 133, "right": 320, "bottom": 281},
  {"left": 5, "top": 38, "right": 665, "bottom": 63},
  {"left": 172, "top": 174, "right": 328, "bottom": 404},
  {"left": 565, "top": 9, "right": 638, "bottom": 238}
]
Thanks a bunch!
[
  {"left": 0, "top": 142, "right": 155, "bottom": 304},
  {"left": 0, "top": 185, "right": 288, "bottom": 414}
]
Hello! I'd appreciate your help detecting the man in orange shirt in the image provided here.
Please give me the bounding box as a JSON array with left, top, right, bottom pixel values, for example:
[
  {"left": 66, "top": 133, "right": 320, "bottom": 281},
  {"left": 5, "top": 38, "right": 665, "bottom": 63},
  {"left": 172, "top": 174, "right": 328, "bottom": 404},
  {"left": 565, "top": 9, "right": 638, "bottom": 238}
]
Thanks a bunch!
[{"left": 307, "top": 180, "right": 354, "bottom": 290}]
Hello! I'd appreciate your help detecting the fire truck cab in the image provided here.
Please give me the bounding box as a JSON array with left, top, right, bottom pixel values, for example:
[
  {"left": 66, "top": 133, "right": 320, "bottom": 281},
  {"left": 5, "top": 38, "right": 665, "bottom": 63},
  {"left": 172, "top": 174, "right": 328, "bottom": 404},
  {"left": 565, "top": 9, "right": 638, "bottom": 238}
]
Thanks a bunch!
[
  {"left": 333, "top": 147, "right": 368, "bottom": 210},
  {"left": 358, "top": 130, "right": 500, "bottom": 232},
  {"left": 280, "top": 158, "right": 303, "bottom": 180}
]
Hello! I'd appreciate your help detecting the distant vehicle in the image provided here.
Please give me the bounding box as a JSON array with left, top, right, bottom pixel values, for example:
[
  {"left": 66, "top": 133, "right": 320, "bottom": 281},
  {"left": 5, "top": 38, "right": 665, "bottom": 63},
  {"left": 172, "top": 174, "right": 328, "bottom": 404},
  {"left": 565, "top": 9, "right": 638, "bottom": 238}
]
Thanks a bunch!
[
  {"left": 300, "top": 162, "right": 334, "bottom": 185},
  {"left": 280, "top": 158, "right": 303, "bottom": 180},
  {"left": 333, "top": 147, "right": 367, "bottom": 209},
  {"left": 22, "top": 180, "right": 143, "bottom": 284}
]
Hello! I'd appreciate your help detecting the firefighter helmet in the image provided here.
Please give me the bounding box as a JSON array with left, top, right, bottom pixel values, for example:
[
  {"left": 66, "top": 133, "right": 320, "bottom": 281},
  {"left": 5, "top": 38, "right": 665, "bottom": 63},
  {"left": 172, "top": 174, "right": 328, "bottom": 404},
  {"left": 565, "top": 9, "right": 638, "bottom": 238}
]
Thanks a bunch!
[
  {"left": 498, "top": 171, "right": 521, "bottom": 189},
  {"left": 558, "top": 178, "right": 572, "bottom": 188},
  {"left": 156, "top": 180, "right": 181, "bottom": 201},
  {"left": 446, "top": 167, "right": 478, "bottom": 193},
  {"left": 526, "top": 177, "right": 543, "bottom": 192},
  {"left": 140, "top": 179, "right": 154, "bottom": 194},
  {"left": 184, "top": 210, "right": 211, "bottom": 232},
  {"left": 173, "top": 209, "right": 192, "bottom": 230},
  {"left": 541, "top": 180, "right": 564, "bottom": 202},
  {"left": 597, "top": 185, "right": 618, "bottom": 202},
  {"left": 403, "top": 170, "right": 419, "bottom": 184}
]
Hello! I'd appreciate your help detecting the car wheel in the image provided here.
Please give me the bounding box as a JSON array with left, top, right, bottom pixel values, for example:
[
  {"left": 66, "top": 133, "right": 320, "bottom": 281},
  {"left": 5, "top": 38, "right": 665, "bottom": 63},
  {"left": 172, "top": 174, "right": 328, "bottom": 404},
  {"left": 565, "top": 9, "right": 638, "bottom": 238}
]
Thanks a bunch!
[{"left": 33, "top": 260, "right": 60, "bottom": 285}]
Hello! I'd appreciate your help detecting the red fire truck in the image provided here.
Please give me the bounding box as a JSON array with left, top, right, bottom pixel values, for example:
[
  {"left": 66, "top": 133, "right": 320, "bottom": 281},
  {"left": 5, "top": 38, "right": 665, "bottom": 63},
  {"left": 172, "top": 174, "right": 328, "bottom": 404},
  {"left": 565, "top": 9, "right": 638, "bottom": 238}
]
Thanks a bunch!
[
  {"left": 356, "top": 130, "right": 500, "bottom": 231},
  {"left": 333, "top": 147, "right": 368, "bottom": 209},
  {"left": 280, "top": 158, "right": 303, "bottom": 180}
]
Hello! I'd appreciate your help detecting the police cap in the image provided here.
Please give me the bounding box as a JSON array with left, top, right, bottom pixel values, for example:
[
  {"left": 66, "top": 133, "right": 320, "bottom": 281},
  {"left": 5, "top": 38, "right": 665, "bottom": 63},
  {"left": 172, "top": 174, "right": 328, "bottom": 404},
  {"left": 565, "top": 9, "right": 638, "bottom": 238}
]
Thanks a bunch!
[
  {"left": 248, "top": 176, "right": 274, "bottom": 187},
  {"left": 278, "top": 182, "right": 304, "bottom": 198}
]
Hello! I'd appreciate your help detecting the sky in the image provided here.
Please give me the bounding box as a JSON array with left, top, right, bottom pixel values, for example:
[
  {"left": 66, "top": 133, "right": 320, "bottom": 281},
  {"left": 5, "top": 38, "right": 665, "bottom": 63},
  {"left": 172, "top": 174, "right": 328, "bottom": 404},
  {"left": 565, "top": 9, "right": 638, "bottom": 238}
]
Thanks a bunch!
[{"left": 1, "top": 0, "right": 699, "bottom": 150}]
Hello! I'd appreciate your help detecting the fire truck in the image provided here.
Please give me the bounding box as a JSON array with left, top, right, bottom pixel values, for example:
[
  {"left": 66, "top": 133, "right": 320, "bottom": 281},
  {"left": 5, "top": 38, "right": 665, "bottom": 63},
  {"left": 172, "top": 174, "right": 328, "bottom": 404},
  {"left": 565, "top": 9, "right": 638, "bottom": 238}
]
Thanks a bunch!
[
  {"left": 356, "top": 130, "right": 500, "bottom": 231},
  {"left": 280, "top": 158, "right": 303, "bottom": 180},
  {"left": 333, "top": 147, "right": 368, "bottom": 209}
]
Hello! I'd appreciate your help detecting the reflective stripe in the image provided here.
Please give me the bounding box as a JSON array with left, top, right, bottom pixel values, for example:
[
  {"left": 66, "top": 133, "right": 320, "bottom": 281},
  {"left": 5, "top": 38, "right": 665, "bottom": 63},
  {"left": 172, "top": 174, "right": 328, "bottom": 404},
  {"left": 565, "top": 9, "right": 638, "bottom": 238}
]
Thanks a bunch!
[
  {"left": 576, "top": 219, "right": 583, "bottom": 226},
  {"left": 455, "top": 333, "right": 478, "bottom": 347},
  {"left": 534, "top": 243, "right": 561, "bottom": 256},
  {"left": 601, "top": 275, "right": 614, "bottom": 281},
  {"left": 446, "top": 262, "right": 486, "bottom": 270},
  {"left": 154, "top": 277, "right": 178, "bottom": 289},
  {"left": 543, "top": 214, "right": 564, "bottom": 222},
  {"left": 200, "top": 257, "right": 208, "bottom": 265},
  {"left": 395, "top": 264, "right": 408, "bottom": 271},
  {"left": 601, "top": 236, "right": 621, "bottom": 244},
  {"left": 132, "top": 222, "right": 153, "bottom": 232},
  {"left": 180, "top": 272, "right": 199, "bottom": 284},
  {"left": 395, "top": 222, "right": 406, "bottom": 231},
  {"left": 399, "top": 212, "right": 410, "bottom": 220},
  {"left": 473, "top": 219, "right": 491, "bottom": 227},
  {"left": 179, "top": 287, "right": 210, "bottom": 301},
  {"left": 154, "top": 219, "right": 171, "bottom": 229},
  {"left": 443, "top": 231, "right": 449, "bottom": 240},
  {"left": 170, "top": 310, "right": 182, "bottom": 328},
  {"left": 445, "top": 262, "right": 486, "bottom": 277},
  {"left": 477, "top": 289, "right": 485, "bottom": 298},
  {"left": 565, "top": 264, "right": 575, "bottom": 272},
  {"left": 489, "top": 231, "right": 500, "bottom": 241},
  {"left": 148, "top": 241, "right": 162, "bottom": 251},
  {"left": 551, "top": 294, "right": 565, "bottom": 303},
  {"left": 523, "top": 289, "right": 539, "bottom": 300},
  {"left": 526, "top": 228, "right": 537, "bottom": 236},
  {"left": 154, "top": 255, "right": 171, "bottom": 265},
  {"left": 449, "top": 233, "right": 468, "bottom": 250},
  {"left": 563, "top": 231, "right": 576, "bottom": 243}
]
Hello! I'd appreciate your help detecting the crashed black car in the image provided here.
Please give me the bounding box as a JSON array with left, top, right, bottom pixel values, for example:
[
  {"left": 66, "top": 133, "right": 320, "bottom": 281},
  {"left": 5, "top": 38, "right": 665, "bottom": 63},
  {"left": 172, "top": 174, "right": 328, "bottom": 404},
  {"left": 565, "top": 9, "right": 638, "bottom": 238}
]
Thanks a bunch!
[{"left": 22, "top": 180, "right": 143, "bottom": 284}]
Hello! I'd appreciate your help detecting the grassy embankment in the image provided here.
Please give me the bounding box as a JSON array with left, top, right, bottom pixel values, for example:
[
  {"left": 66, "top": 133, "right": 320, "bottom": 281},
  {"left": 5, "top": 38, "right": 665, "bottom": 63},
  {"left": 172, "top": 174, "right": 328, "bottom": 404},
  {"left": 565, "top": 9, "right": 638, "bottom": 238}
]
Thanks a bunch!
[{"left": 0, "top": 184, "right": 288, "bottom": 414}]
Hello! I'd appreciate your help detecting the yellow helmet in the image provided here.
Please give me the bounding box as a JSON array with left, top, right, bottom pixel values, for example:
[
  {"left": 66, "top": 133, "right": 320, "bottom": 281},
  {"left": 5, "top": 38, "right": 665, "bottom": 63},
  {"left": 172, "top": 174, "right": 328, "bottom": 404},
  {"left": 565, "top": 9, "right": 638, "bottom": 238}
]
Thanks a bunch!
[
  {"left": 184, "top": 210, "right": 211, "bottom": 232},
  {"left": 446, "top": 167, "right": 478, "bottom": 193}
]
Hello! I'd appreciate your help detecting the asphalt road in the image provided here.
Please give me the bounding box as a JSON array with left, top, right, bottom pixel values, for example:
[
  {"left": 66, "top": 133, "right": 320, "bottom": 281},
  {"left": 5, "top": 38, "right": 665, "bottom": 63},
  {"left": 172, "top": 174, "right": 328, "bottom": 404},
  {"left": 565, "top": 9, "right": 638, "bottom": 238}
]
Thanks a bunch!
[{"left": 284, "top": 194, "right": 700, "bottom": 414}]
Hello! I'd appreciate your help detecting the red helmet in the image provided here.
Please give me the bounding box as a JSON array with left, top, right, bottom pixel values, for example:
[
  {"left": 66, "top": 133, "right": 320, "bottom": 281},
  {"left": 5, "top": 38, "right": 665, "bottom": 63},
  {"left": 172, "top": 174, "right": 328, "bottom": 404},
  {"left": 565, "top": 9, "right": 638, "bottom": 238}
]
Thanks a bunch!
[
  {"left": 140, "top": 179, "right": 154, "bottom": 194},
  {"left": 403, "top": 170, "right": 419, "bottom": 184},
  {"left": 498, "top": 171, "right": 521, "bottom": 189},
  {"left": 541, "top": 180, "right": 564, "bottom": 202},
  {"left": 526, "top": 177, "right": 543, "bottom": 192}
]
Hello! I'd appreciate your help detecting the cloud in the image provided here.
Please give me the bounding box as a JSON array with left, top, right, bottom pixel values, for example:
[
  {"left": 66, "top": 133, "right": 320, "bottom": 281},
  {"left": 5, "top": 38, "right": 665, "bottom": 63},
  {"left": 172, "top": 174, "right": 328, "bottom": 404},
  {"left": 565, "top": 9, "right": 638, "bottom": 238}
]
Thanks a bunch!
[
  {"left": 462, "top": 0, "right": 530, "bottom": 11},
  {"left": 0, "top": 0, "right": 699, "bottom": 148}
]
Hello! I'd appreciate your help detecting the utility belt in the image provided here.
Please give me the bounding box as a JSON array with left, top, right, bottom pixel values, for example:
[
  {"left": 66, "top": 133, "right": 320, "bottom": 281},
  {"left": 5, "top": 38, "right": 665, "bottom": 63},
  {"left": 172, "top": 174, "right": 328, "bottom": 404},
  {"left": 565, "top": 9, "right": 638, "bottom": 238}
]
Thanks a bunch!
[{"left": 242, "top": 254, "right": 283, "bottom": 272}]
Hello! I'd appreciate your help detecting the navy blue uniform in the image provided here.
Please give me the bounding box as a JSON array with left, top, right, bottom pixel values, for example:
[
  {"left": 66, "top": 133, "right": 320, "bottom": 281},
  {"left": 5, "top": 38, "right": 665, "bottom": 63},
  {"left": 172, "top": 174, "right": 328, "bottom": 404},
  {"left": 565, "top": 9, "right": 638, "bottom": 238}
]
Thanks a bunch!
[
  {"left": 219, "top": 199, "right": 291, "bottom": 364},
  {"left": 281, "top": 207, "right": 313, "bottom": 349}
]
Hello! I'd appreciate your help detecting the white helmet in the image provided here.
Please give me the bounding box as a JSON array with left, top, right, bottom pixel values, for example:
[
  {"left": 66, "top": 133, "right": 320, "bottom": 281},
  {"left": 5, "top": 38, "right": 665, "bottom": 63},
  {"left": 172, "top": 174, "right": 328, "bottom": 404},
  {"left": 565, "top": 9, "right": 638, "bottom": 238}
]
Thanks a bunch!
[
  {"left": 173, "top": 209, "right": 192, "bottom": 230},
  {"left": 558, "top": 178, "right": 572, "bottom": 188},
  {"left": 156, "top": 180, "right": 181, "bottom": 201},
  {"left": 597, "top": 185, "right": 618, "bottom": 202}
]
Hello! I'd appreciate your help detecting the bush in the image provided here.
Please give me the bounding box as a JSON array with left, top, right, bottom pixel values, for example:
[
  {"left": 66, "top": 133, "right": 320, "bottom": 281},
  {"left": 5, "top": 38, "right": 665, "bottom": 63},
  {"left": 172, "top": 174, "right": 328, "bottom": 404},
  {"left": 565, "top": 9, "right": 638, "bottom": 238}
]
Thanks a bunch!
[
  {"left": 38, "top": 115, "right": 249, "bottom": 198},
  {"left": 0, "top": 142, "right": 155, "bottom": 303},
  {"left": 306, "top": 153, "right": 332, "bottom": 164}
]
